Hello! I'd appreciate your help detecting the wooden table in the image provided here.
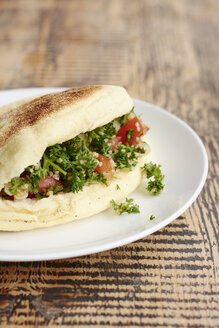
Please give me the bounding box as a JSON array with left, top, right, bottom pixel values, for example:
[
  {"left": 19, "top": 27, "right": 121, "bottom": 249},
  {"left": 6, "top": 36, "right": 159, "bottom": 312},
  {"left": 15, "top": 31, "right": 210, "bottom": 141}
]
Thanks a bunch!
[{"left": 0, "top": 0, "right": 218, "bottom": 327}]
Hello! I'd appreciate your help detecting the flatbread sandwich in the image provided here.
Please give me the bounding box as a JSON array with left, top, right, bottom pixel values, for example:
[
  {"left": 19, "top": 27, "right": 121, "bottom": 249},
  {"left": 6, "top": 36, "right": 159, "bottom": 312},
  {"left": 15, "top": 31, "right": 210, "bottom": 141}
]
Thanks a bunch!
[{"left": 0, "top": 86, "right": 150, "bottom": 231}]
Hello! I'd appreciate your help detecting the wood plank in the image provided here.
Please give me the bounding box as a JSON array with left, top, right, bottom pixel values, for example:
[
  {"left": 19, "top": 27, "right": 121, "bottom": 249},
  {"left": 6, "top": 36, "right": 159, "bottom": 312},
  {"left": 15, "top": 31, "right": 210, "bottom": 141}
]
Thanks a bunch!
[{"left": 0, "top": 0, "right": 218, "bottom": 327}]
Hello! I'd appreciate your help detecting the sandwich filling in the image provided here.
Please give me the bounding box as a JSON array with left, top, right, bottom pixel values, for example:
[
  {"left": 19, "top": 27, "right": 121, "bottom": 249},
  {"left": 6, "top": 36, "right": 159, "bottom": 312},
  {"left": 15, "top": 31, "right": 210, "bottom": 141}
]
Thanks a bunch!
[{"left": 1, "top": 109, "right": 149, "bottom": 201}]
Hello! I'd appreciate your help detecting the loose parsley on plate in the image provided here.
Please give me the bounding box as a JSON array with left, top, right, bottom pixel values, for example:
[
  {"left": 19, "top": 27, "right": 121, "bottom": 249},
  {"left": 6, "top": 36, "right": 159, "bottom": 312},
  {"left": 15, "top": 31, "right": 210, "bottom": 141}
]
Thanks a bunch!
[
  {"left": 110, "top": 198, "right": 140, "bottom": 215},
  {"left": 141, "top": 162, "right": 165, "bottom": 195}
]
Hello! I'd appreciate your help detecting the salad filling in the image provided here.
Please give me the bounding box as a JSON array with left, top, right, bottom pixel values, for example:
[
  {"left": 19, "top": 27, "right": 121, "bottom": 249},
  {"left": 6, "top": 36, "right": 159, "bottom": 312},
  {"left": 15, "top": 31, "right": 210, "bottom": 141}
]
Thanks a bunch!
[{"left": 1, "top": 109, "right": 149, "bottom": 201}]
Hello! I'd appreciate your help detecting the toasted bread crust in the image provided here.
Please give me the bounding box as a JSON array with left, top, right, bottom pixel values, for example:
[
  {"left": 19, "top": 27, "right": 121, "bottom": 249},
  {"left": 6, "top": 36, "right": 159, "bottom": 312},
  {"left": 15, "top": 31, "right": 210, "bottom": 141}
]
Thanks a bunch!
[
  {"left": 0, "top": 85, "right": 133, "bottom": 190},
  {"left": 0, "top": 86, "right": 102, "bottom": 147}
]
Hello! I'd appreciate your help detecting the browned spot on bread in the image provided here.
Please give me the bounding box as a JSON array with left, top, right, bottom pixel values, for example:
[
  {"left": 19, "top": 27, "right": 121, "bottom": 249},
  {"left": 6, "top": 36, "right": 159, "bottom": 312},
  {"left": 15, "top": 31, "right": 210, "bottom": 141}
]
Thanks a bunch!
[{"left": 0, "top": 86, "right": 102, "bottom": 147}]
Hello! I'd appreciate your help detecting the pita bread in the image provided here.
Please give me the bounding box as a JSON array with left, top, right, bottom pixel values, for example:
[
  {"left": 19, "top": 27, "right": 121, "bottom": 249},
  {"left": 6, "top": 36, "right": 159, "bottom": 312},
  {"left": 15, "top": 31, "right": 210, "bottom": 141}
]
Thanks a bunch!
[
  {"left": 0, "top": 86, "right": 133, "bottom": 190},
  {"left": 0, "top": 86, "right": 150, "bottom": 231}
]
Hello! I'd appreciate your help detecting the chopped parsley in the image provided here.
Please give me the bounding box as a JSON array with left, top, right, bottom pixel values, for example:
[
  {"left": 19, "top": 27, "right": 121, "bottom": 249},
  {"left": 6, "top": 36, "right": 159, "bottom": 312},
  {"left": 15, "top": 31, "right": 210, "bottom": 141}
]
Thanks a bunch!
[
  {"left": 45, "top": 137, "right": 100, "bottom": 194},
  {"left": 25, "top": 161, "right": 48, "bottom": 195},
  {"left": 40, "top": 183, "right": 63, "bottom": 197},
  {"left": 111, "top": 198, "right": 140, "bottom": 215},
  {"left": 150, "top": 214, "right": 156, "bottom": 220},
  {"left": 87, "top": 122, "right": 116, "bottom": 156},
  {"left": 7, "top": 136, "right": 103, "bottom": 196},
  {"left": 53, "top": 183, "right": 64, "bottom": 194},
  {"left": 126, "top": 129, "right": 135, "bottom": 141},
  {"left": 116, "top": 107, "right": 134, "bottom": 126},
  {"left": 116, "top": 184, "right": 120, "bottom": 190},
  {"left": 141, "top": 162, "right": 165, "bottom": 195},
  {"left": 8, "top": 177, "right": 28, "bottom": 195},
  {"left": 114, "top": 144, "right": 139, "bottom": 170}
]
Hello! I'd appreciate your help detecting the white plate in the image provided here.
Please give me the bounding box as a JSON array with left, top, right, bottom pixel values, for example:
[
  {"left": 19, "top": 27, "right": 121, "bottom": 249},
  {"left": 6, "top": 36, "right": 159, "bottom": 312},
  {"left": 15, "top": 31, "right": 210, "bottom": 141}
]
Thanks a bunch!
[{"left": 0, "top": 88, "right": 208, "bottom": 261}]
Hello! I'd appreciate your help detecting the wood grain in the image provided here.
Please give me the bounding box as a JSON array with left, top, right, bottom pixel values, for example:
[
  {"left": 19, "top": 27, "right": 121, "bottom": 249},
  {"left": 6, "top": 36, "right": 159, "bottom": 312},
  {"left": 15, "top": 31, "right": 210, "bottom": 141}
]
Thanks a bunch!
[{"left": 0, "top": 0, "right": 218, "bottom": 327}]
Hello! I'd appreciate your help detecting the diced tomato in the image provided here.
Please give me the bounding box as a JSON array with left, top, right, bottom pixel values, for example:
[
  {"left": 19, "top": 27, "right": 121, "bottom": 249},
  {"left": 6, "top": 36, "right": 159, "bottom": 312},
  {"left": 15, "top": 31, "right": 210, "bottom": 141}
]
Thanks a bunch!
[
  {"left": 10, "top": 196, "right": 14, "bottom": 201},
  {"left": 38, "top": 175, "right": 63, "bottom": 194},
  {"left": 116, "top": 117, "right": 148, "bottom": 146},
  {"left": 108, "top": 135, "right": 121, "bottom": 151},
  {"left": 94, "top": 154, "right": 112, "bottom": 173}
]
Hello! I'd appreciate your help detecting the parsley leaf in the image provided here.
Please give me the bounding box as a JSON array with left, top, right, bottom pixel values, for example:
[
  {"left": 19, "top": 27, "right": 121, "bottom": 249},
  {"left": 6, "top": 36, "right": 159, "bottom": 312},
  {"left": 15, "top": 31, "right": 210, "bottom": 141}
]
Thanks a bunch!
[
  {"left": 43, "top": 153, "right": 67, "bottom": 176},
  {"left": 63, "top": 140, "right": 99, "bottom": 193},
  {"left": 87, "top": 122, "right": 116, "bottom": 156},
  {"left": 8, "top": 178, "right": 27, "bottom": 196},
  {"left": 150, "top": 214, "right": 156, "bottom": 220},
  {"left": 53, "top": 183, "right": 64, "bottom": 194},
  {"left": 89, "top": 172, "right": 107, "bottom": 185},
  {"left": 111, "top": 198, "right": 140, "bottom": 215},
  {"left": 64, "top": 170, "right": 86, "bottom": 193},
  {"left": 141, "top": 162, "right": 165, "bottom": 195},
  {"left": 135, "top": 146, "right": 146, "bottom": 154},
  {"left": 126, "top": 129, "right": 135, "bottom": 141},
  {"left": 117, "top": 107, "right": 134, "bottom": 126},
  {"left": 24, "top": 162, "right": 48, "bottom": 194},
  {"left": 113, "top": 144, "right": 139, "bottom": 169}
]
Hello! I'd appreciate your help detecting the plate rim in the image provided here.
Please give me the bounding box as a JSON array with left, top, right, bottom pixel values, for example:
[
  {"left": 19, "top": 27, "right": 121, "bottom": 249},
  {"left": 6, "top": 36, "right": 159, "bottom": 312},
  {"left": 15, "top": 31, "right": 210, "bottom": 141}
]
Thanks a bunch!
[{"left": 0, "top": 88, "right": 208, "bottom": 261}]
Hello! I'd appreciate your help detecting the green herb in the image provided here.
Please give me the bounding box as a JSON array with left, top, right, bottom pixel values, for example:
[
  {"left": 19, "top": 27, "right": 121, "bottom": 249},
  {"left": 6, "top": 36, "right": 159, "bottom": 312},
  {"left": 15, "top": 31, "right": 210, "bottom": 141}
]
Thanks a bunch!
[
  {"left": 141, "top": 162, "right": 164, "bottom": 195},
  {"left": 62, "top": 141, "right": 99, "bottom": 193},
  {"left": 150, "top": 214, "right": 156, "bottom": 220},
  {"left": 116, "top": 184, "right": 120, "bottom": 190},
  {"left": 135, "top": 146, "right": 146, "bottom": 154},
  {"left": 53, "top": 183, "right": 64, "bottom": 194},
  {"left": 89, "top": 172, "right": 107, "bottom": 185},
  {"left": 126, "top": 129, "right": 135, "bottom": 141},
  {"left": 25, "top": 162, "right": 48, "bottom": 194},
  {"left": 45, "top": 137, "right": 80, "bottom": 172},
  {"left": 72, "top": 142, "right": 98, "bottom": 177},
  {"left": 43, "top": 153, "right": 67, "bottom": 176},
  {"left": 64, "top": 170, "right": 86, "bottom": 194},
  {"left": 113, "top": 144, "right": 139, "bottom": 169},
  {"left": 8, "top": 177, "right": 27, "bottom": 195},
  {"left": 117, "top": 107, "right": 134, "bottom": 126},
  {"left": 111, "top": 198, "right": 140, "bottom": 215},
  {"left": 23, "top": 136, "right": 101, "bottom": 196},
  {"left": 87, "top": 122, "right": 116, "bottom": 156},
  {"left": 39, "top": 182, "right": 63, "bottom": 197}
]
